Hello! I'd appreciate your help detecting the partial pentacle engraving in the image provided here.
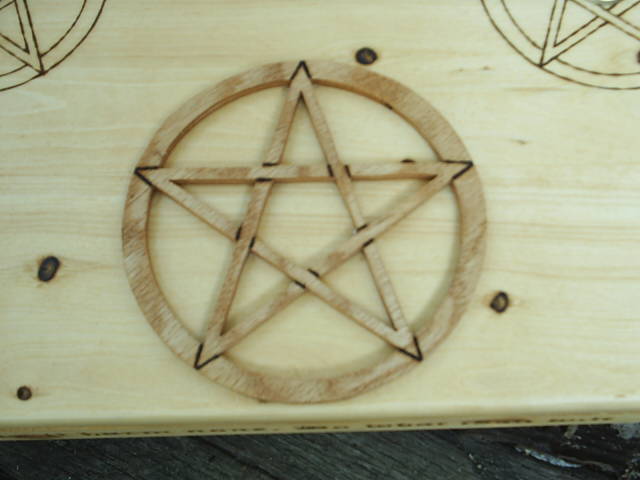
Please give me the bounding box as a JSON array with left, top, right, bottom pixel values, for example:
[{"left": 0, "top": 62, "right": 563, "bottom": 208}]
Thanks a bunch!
[
  {"left": 482, "top": 0, "right": 640, "bottom": 89},
  {"left": 0, "top": 0, "right": 106, "bottom": 92},
  {"left": 122, "top": 61, "right": 486, "bottom": 403}
]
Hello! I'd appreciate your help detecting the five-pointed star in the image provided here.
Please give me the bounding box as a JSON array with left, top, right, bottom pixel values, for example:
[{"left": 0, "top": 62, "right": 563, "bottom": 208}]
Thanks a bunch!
[
  {"left": 540, "top": 0, "right": 640, "bottom": 65},
  {"left": 0, "top": 0, "right": 42, "bottom": 72},
  {"left": 136, "top": 62, "right": 472, "bottom": 369}
]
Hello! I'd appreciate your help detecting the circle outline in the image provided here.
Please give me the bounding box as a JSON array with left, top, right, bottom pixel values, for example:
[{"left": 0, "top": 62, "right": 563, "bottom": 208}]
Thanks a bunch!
[{"left": 122, "top": 61, "right": 486, "bottom": 403}]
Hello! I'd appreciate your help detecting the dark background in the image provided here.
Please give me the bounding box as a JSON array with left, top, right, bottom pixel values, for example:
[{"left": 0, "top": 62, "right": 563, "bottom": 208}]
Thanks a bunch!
[{"left": 1, "top": 424, "right": 638, "bottom": 479}]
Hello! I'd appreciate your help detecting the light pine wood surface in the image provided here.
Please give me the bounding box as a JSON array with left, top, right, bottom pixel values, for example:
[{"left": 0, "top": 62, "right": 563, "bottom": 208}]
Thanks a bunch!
[{"left": 1, "top": 0, "right": 640, "bottom": 438}]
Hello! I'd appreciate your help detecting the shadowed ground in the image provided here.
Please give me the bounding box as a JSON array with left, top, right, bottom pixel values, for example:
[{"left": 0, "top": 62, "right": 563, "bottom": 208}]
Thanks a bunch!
[{"left": 0, "top": 425, "right": 639, "bottom": 479}]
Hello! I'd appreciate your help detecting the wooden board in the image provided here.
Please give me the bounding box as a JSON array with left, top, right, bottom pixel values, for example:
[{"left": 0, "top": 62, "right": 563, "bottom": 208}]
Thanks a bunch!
[{"left": 1, "top": 0, "right": 640, "bottom": 438}]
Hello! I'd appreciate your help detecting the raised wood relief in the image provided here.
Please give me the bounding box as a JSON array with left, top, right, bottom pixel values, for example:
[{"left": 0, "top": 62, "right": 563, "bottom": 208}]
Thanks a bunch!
[
  {"left": 482, "top": 0, "right": 640, "bottom": 89},
  {"left": 123, "top": 60, "right": 486, "bottom": 403},
  {"left": 0, "top": 0, "right": 106, "bottom": 91}
]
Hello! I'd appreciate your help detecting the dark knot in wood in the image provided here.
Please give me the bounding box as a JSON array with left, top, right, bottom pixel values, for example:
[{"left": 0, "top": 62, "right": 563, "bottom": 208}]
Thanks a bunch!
[
  {"left": 17, "top": 386, "right": 32, "bottom": 401},
  {"left": 490, "top": 291, "right": 510, "bottom": 313},
  {"left": 38, "top": 256, "right": 60, "bottom": 282},
  {"left": 355, "top": 47, "right": 378, "bottom": 65}
]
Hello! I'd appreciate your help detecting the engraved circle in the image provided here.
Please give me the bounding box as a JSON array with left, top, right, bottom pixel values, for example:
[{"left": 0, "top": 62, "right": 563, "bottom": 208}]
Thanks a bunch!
[{"left": 122, "top": 61, "right": 486, "bottom": 403}]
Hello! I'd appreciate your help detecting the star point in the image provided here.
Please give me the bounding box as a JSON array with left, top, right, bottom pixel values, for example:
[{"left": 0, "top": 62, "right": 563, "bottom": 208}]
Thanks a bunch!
[
  {"left": 0, "top": 0, "right": 44, "bottom": 72},
  {"left": 290, "top": 60, "right": 312, "bottom": 81}
]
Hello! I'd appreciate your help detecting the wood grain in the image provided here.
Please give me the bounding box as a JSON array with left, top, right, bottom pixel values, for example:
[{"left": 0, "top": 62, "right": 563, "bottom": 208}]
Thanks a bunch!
[{"left": 1, "top": 0, "right": 639, "bottom": 436}]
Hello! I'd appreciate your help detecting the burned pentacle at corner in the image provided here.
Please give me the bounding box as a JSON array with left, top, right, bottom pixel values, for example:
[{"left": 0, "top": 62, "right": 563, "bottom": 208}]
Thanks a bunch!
[
  {"left": 0, "top": 0, "right": 106, "bottom": 92},
  {"left": 482, "top": 0, "right": 640, "bottom": 89}
]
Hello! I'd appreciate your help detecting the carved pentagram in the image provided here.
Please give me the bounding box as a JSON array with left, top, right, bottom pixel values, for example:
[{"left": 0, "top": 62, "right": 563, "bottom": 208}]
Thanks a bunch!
[
  {"left": 0, "top": 0, "right": 106, "bottom": 91},
  {"left": 123, "top": 61, "right": 486, "bottom": 403},
  {"left": 482, "top": 0, "right": 640, "bottom": 89}
]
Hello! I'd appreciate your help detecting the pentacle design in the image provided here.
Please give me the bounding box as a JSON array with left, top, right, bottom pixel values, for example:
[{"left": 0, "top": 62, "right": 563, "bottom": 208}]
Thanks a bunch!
[
  {"left": 482, "top": 0, "right": 640, "bottom": 89},
  {"left": 0, "top": 0, "right": 106, "bottom": 92},
  {"left": 123, "top": 61, "right": 486, "bottom": 403}
]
